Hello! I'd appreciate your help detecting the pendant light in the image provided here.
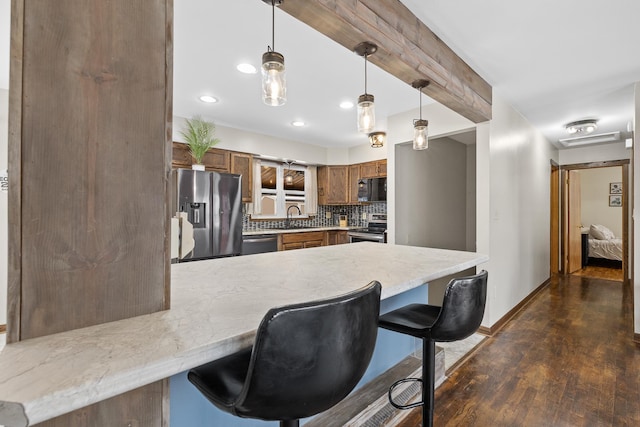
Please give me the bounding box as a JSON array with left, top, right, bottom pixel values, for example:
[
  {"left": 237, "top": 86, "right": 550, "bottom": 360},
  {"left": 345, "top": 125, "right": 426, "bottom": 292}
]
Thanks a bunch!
[
  {"left": 412, "top": 79, "right": 430, "bottom": 150},
  {"left": 284, "top": 161, "right": 294, "bottom": 185},
  {"left": 368, "top": 131, "right": 386, "bottom": 148},
  {"left": 261, "top": 0, "right": 286, "bottom": 106},
  {"left": 354, "top": 42, "right": 377, "bottom": 133}
]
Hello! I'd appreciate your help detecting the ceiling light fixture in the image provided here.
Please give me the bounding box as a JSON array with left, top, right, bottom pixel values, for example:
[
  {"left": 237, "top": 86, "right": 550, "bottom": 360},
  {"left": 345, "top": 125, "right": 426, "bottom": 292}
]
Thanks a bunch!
[
  {"left": 558, "top": 131, "right": 620, "bottom": 148},
  {"left": 340, "top": 101, "right": 354, "bottom": 110},
  {"left": 261, "top": 0, "right": 286, "bottom": 106},
  {"left": 199, "top": 95, "right": 218, "bottom": 103},
  {"left": 565, "top": 119, "right": 598, "bottom": 135},
  {"left": 354, "top": 42, "right": 377, "bottom": 133},
  {"left": 368, "top": 131, "right": 386, "bottom": 148},
  {"left": 412, "top": 79, "right": 430, "bottom": 150},
  {"left": 237, "top": 63, "right": 257, "bottom": 74},
  {"left": 291, "top": 120, "right": 305, "bottom": 127}
]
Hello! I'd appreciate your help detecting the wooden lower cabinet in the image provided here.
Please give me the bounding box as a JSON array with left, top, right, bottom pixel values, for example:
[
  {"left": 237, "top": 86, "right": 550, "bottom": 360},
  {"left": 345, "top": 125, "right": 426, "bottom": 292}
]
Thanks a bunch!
[
  {"left": 327, "top": 230, "right": 349, "bottom": 245},
  {"left": 279, "top": 231, "right": 327, "bottom": 251}
]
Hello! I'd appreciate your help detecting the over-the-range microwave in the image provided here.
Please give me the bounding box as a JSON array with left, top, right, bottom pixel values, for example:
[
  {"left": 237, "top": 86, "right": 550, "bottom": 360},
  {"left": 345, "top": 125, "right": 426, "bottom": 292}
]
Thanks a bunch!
[{"left": 357, "top": 177, "right": 387, "bottom": 202}]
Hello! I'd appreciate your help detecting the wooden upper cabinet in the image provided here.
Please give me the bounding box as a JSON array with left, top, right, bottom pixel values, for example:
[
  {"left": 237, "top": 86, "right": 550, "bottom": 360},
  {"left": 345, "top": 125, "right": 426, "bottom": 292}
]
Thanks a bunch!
[
  {"left": 360, "top": 159, "right": 387, "bottom": 178},
  {"left": 230, "top": 152, "right": 253, "bottom": 202},
  {"left": 172, "top": 143, "right": 253, "bottom": 202},
  {"left": 171, "top": 142, "right": 229, "bottom": 171},
  {"left": 318, "top": 165, "right": 349, "bottom": 205},
  {"left": 349, "top": 164, "right": 361, "bottom": 204}
]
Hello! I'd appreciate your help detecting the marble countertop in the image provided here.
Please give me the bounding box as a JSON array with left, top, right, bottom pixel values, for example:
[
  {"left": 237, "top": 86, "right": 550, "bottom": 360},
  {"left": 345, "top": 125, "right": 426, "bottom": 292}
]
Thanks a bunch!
[
  {"left": 243, "top": 226, "right": 362, "bottom": 236},
  {"left": 0, "top": 243, "right": 487, "bottom": 427}
]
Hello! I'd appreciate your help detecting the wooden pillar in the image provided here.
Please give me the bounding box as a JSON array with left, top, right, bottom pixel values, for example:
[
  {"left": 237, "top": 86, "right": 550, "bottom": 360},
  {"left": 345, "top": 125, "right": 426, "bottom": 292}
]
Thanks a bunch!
[{"left": 8, "top": 0, "right": 173, "bottom": 424}]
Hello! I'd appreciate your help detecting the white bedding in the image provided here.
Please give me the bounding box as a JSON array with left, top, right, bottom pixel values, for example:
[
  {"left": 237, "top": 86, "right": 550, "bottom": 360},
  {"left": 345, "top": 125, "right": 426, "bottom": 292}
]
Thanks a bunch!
[{"left": 588, "top": 238, "right": 623, "bottom": 261}]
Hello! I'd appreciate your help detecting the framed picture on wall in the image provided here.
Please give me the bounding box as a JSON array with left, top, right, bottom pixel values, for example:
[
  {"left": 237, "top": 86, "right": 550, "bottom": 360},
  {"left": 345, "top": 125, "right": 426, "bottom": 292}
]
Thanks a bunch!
[
  {"left": 610, "top": 182, "right": 622, "bottom": 194},
  {"left": 609, "top": 195, "right": 622, "bottom": 207}
]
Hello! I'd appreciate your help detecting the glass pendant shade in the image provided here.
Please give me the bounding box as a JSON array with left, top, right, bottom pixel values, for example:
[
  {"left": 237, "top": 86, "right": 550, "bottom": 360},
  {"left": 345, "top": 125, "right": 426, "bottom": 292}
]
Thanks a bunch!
[
  {"left": 357, "top": 94, "right": 375, "bottom": 133},
  {"left": 369, "top": 131, "right": 385, "bottom": 148},
  {"left": 413, "top": 119, "right": 429, "bottom": 150},
  {"left": 262, "top": 51, "right": 286, "bottom": 106}
]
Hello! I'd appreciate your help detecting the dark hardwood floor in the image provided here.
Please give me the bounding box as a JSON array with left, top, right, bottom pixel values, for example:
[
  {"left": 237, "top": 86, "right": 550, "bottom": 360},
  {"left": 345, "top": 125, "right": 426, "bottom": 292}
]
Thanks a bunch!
[{"left": 397, "top": 274, "right": 640, "bottom": 426}]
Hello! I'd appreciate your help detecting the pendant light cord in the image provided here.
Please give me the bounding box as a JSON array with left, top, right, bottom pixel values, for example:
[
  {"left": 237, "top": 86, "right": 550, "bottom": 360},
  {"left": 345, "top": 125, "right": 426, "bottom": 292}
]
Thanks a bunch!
[
  {"left": 419, "top": 86, "right": 422, "bottom": 119},
  {"left": 269, "top": 0, "right": 275, "bottom": 52},
  {"left": 364, "top": 53, "right": 368, "bottom": 95}
]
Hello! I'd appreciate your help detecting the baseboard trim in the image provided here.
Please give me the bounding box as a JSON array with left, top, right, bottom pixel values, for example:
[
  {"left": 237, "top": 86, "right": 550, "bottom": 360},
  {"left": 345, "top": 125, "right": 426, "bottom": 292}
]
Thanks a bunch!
[
  {"left": 0, "top": 324, "right": 6, "bottom": 334},
  {"left": 480, "top": 277, "right": 551, "bottom": 336}
]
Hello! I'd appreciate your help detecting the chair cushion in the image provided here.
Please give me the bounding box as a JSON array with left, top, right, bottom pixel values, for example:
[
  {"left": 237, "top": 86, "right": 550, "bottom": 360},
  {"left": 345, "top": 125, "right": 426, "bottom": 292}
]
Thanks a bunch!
[
  {"left": 378, "top": 304, "right": 441, "bottom": 338},
  {"left": 187, "top": 347, "right": 252, "bottom": 412}
]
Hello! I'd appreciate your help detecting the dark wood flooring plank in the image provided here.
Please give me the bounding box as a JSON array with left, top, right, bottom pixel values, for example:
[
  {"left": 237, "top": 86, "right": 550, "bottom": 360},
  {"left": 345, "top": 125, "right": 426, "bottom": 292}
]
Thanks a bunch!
[{"left": 395, "top": 275, "right": 640, "bottom": 427}]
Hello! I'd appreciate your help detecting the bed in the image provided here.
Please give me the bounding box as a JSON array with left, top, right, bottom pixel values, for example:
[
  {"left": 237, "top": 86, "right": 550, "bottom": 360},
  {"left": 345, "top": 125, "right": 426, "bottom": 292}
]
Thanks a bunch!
[{"left": 588, "top": 224, "right": 623, "bottom": 262}]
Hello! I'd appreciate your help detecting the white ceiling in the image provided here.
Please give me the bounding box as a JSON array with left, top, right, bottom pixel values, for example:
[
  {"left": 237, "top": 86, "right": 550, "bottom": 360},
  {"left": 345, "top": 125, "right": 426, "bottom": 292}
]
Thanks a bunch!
[
  {"left": 401, "top": 0, "right": 640, "bottom": 149},
  {"left": 2, "top": 1, "right": 639, "bottom": 150}
]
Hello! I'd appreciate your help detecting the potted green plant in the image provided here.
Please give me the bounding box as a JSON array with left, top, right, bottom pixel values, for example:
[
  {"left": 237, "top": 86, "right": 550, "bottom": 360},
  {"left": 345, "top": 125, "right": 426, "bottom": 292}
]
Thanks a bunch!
[{"left": 180, "top": 116, "right": 221, "bottom": 170}]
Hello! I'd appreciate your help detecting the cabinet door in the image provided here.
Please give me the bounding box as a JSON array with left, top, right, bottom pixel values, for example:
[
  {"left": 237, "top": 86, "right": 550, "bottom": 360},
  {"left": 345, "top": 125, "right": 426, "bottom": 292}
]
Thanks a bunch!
[
  {"left": 349, "top": 164, "right": 361, "bottom": 204},
  {"left": 230, "top": 152, "right": 253, "bottom": 202},
  {"left": 172, "top": 142, "right": 230, "bottom": 172},
  {"left": 360, "top": 161, "right": 379, "bottom": 178},
  {"left": 377, "top": 159, "right": 387, "bottom": 177},
  {"left": 337, "top": 230, "right": 349, "bottom": 245},
  {"left": 304, "top": 239, "right": 324, "bottom": 249},
  {"left": 202, "top": 148, "right": 230, "bottom": 171},
  {"left": 318, "top": 166, "right": 349, "bottom": 205},
  {"left": 172, "top": 142, "right": 192, "bottom": 169},
  {"left": 282, "top": 242, "right": 304, "bottom": 251},
  {"left": 327, "top": 166, "right": 349, "bottom": 204}
]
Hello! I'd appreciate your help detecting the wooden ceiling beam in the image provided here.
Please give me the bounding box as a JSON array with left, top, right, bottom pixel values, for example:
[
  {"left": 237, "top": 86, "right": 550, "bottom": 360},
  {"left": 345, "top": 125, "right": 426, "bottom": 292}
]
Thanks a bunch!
[{"left": 280, "top": 0, "right": 492, "bottom": 123}]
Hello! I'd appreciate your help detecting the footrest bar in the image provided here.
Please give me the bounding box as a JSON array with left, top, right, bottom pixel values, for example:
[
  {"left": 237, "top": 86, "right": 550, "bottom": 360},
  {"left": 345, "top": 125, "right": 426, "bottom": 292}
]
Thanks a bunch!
[{"left": 388, "top": 377, "right": 424, "bottom": 410}]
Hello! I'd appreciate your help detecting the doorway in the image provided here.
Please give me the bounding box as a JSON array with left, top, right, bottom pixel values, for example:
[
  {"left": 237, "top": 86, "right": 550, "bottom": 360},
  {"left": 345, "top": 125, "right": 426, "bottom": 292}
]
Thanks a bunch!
[{"left": 559, "top": 160, "right": 629, "bottom": 283}]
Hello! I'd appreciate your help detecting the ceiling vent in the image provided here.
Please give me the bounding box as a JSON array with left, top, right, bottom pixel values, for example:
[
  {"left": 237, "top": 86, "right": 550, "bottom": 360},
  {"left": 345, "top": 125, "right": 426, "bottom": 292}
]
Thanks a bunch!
[{"left": 558, "top": 131, "right": 621, "bottom": 148}]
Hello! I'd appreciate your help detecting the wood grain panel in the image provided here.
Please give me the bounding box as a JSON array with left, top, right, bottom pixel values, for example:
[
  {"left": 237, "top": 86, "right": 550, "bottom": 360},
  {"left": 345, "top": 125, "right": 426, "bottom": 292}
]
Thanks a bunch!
[
  {"left": 9, "top": 0, "right": 172, "bottom": 424},
  {"left": 15, "top": 0, "right": 171, "bottom": 339},
  {"left": 34, "top": 380, "right": 168, "bottom": 427},
  {"left": 281, "top": 0, "right": 492, "bottom": 123}
]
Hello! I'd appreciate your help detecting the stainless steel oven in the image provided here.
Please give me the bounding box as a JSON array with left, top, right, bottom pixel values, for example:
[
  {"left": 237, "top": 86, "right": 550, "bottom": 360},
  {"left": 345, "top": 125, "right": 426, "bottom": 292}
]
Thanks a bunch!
[{"left": 347, "top": 214, "right": 387, "bottom": 243}]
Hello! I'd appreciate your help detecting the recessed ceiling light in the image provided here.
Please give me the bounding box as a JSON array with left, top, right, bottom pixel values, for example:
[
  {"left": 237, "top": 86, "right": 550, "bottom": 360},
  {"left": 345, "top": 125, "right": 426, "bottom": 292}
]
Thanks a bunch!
[
  {"left": 340, "top": 101, "right": 354, "bottom": 109},
  {"left": 291, "top": 121, "right": 306, "bottom": 127},
  {"left": 237, "top": 63, "right": 257, "bottom": 74},
  {"left": 199, "top": 95, "right": 218, "bottom": 103}
]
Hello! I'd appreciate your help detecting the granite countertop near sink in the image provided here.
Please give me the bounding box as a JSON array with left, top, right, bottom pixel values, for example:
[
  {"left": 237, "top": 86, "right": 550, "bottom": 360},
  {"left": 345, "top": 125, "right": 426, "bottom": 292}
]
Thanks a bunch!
[{"left": 243, "top": 226, "right": 363, "bottom": 236}]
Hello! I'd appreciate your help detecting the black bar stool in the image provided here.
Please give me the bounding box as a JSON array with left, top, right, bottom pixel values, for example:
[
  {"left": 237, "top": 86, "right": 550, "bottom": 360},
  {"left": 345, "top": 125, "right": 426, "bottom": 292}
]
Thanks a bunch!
[
  {"left": 378, "top": 270, "right": 488, "bottom": 427},
  {"left": 188, "top": 281, "right": 382, "bottom": 427}
]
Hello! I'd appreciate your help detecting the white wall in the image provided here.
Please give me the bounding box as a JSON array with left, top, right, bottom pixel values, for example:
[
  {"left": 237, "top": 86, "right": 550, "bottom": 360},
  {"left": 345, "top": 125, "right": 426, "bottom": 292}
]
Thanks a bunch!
[
  {"left": 478, "top": 94, "right": 559, "bottom": 327},
  {"left": 0, "top": 88, "right": 7, "bottom": 327},
  {"left": 559, "top": 141, "right": 630, "bottom": 165},
  {"left": 634, "top": 82, "right": 640, "bottom": 334},
  {"left": 173, "top": 116, "right": 329, "bottom": 165},
  {"left": 386, "top": 102, "right": 476, "bottom": 244},
  {"left": 579, "top": 167, "right": 623, "bottom": 237},
  {"left": 174, "top": 115, "right": 386, "bottom": 167},
  {"left": 395, "top": 137, "right": 469, "bottom": 250}
]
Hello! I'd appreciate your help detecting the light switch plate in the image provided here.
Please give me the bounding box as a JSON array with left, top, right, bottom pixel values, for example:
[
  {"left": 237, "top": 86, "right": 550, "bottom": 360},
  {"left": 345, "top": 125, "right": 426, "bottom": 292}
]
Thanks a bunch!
[
  {"left": 362, "top": 212, "right": 367, "bottom": 220},
  {"left": 325, "top": 212, "right": 332, "bottom": 219}
]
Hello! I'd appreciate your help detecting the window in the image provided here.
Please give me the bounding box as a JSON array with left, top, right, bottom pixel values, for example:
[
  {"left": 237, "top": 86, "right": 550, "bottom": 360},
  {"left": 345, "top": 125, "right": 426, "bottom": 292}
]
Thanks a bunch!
[{"left": 256, "top": 161, "right": 308, "bottom": 219}]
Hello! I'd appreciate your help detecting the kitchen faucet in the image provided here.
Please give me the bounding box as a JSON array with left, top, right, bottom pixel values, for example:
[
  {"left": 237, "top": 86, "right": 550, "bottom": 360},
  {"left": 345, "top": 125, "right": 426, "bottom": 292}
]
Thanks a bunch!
[{"left": 285, "top": 205, "right": 302, "bottom": 228}]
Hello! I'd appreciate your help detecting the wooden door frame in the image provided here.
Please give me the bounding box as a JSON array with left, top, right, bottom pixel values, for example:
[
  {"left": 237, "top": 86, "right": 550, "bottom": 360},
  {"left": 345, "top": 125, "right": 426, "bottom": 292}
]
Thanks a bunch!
[
  {"left": 550, "top": 161, "right": 560, "bottom": 275},
  {"left": 560, "top": 160, "right": 630, "bottom": 284}
]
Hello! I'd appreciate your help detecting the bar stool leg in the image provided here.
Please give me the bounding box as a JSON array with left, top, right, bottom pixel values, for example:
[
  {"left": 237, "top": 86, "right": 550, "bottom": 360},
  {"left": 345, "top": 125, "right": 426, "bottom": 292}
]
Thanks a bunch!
[
  {"left": 423, "top": 339, "right": 436, "bottom": 427},
  {"left": 280, "top": 420, "right": 299, "bottom": 427}
]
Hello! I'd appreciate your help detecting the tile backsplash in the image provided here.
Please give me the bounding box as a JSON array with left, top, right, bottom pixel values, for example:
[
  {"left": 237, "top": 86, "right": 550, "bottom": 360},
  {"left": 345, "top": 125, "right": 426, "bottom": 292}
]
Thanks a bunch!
[{"left": 242, "top": 203, "right": 387, "bottom": 231}]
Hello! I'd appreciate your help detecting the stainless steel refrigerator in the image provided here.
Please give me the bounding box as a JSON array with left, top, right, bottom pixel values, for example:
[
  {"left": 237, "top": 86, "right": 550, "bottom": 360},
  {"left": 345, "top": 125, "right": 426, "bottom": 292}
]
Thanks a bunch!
[{"left": 173, "top": 169, "right": 243, "bottom": 261}]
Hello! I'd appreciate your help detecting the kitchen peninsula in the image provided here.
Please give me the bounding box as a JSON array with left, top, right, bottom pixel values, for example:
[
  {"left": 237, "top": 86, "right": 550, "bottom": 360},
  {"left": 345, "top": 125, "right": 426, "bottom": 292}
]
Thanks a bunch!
[{"left": 0, "top": 243, "right": 487, "bottom": 427}]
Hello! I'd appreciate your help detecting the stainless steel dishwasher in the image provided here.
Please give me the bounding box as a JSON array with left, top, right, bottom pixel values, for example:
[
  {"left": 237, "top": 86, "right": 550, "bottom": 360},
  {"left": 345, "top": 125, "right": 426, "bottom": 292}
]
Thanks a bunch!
[{"left": 241, "top": 234, "right": 278, "bottom": 255}]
